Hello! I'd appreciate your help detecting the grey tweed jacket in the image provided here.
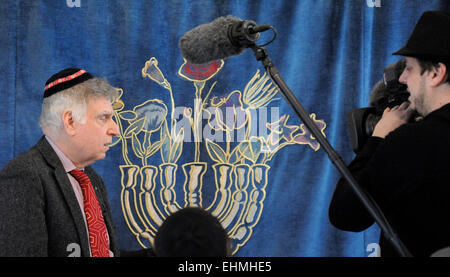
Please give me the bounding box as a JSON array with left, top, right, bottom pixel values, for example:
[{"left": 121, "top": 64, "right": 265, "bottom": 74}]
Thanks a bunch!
[{"left": 0, "top": 136, "right": 119, "bottom": 257}]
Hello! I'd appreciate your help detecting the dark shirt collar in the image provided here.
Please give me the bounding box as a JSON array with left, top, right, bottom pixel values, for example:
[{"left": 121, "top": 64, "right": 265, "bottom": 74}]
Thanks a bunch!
[{"left": 424, "top": 103, "right": 450, "bottom": 121}]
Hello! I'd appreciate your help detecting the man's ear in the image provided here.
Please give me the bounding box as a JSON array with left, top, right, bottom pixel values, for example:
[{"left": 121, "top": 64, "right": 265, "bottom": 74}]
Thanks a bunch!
[
  {"left": 430, "top": 62, "right": 448, "bottom": 86},
  {"left": 62, "top": 110, "right": 76, "bottom": 136}
]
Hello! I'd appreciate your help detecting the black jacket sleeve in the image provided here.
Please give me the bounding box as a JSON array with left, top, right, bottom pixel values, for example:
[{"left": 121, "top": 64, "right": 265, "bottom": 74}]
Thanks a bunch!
[
  {"left": 0, "top": 158, "right": 48, "bottom": 256},
  {"left": 329, "top": 136, "right": 384, "bottom": 232}
]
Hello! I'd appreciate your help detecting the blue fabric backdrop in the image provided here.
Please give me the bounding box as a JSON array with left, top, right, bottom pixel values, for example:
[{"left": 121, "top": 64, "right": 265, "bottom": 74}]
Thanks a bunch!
[{"left": 1, "top": 0, "right": 449, "bottom": 257}]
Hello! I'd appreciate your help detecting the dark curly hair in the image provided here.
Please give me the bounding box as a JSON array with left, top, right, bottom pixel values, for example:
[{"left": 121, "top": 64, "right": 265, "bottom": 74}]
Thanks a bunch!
[{"left": 417, "top": 57, "right": 450, "bottom": 85}]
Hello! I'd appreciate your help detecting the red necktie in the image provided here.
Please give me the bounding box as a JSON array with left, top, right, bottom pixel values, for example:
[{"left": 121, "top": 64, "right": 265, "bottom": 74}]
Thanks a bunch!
[{"left": 70, "top": 169, "right": 110, "bottom": 257}]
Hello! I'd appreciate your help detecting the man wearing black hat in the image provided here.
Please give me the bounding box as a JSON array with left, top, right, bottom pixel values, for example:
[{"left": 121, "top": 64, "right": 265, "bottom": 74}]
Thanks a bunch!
[
  {"left": 329, "top": 11, "right": 450, "bottom": 257},
  {"left": 0, "top": 69, "right": 151, "bottom": 257}
]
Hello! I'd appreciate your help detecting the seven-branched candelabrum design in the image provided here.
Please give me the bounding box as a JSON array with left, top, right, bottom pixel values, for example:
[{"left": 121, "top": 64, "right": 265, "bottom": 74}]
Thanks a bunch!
[{"left": 110, "top": 57, "right": 327, "bottom": 254}]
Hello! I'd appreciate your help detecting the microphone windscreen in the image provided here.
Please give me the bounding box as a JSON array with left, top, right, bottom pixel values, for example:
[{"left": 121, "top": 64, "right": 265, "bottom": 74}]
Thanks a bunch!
[
  {"left": 179, "top": 15, "right": 246, "bottom": 64},
  {"left": 369, "top": 80, "right": 390, "bottom": 109}
]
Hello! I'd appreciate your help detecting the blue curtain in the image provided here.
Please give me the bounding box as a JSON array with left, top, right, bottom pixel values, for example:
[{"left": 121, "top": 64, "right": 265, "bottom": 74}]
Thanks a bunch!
[{"left": 1, "top": 0, "right": 449, "bottom": 257}]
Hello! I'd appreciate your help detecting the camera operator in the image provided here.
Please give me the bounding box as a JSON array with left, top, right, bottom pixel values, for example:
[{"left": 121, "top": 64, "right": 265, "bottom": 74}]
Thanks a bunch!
[
  {"left": 346, "top": 58, "right": 419, "bottom": 154},
  {"left": 329, "top": 10, "right": 450, "bottom": 257}
]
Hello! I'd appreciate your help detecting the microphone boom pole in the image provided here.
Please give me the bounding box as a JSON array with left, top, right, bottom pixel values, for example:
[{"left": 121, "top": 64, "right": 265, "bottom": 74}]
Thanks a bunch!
[{"left": 250, "top": 45, "right": 412, "bottom": 257}]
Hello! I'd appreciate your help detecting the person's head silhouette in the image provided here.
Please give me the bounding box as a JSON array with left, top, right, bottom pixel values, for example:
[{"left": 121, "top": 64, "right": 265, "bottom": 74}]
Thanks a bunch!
[{"left": 153, "top": 207, "right": 231, "bottom": 257}]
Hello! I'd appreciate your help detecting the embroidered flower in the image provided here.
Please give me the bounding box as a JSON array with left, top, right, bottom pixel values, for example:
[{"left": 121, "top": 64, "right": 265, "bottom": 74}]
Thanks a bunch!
[
  {"left": 242, "top": 70, "right": 279, "bottom": 109},
  {"left": 205, "top": 90, "right": 248, "bottom": 132},
  {"left": 133, "top": 99, "right": 168, "bottom": 134},
  {"left": 178, "top": 59, "right": 224, "bottom": 82},
  {"left": 142, "top": 57, "right": 170, "bottom": 89}
]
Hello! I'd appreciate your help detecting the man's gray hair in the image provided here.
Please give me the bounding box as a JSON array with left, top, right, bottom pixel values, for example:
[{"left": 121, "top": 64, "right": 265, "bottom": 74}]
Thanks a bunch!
[{"left": 39, "top": 77, "right": 119, "bottom": 138}]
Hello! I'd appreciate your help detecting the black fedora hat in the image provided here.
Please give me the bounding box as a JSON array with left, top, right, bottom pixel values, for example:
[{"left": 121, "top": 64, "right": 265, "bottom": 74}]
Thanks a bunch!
[{"left": 393, "top": 11, "right": 450, "bottom": 60}]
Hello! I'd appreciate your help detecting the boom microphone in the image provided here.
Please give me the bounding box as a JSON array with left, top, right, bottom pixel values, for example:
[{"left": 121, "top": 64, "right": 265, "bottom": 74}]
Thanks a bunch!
[{"left": 179, "top": 15, "right": 270, "bottom": 64}]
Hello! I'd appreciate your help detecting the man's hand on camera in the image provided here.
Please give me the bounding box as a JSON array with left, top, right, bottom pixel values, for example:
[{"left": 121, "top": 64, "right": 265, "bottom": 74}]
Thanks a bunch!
[{"left": 372, "top": 102, "right": 414, "bottom": 139}]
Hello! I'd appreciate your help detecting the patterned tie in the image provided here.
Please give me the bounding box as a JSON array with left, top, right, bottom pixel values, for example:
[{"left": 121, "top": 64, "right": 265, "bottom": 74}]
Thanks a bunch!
[{"left": 70, "top": 169, "right": 110, "bottom": 257}]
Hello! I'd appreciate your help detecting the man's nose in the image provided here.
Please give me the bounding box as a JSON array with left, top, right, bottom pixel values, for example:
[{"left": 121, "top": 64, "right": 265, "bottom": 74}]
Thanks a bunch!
[
  {"left": 108, "top": 119, "right": 120, "bottom": 137},
  {"left": 399, "top": 69, "right": 407, "bottom": 84}
]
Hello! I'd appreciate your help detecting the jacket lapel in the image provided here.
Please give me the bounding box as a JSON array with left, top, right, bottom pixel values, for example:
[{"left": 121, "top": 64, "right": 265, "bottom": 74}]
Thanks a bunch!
[{"left": 36, "top": 136, "right": 91, "bottom": 257}]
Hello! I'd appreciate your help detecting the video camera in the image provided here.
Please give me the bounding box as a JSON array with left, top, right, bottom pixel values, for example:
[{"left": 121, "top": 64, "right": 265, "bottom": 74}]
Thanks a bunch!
[{"left": 346, "top": 58, "right": 414, "bottom": 153}]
